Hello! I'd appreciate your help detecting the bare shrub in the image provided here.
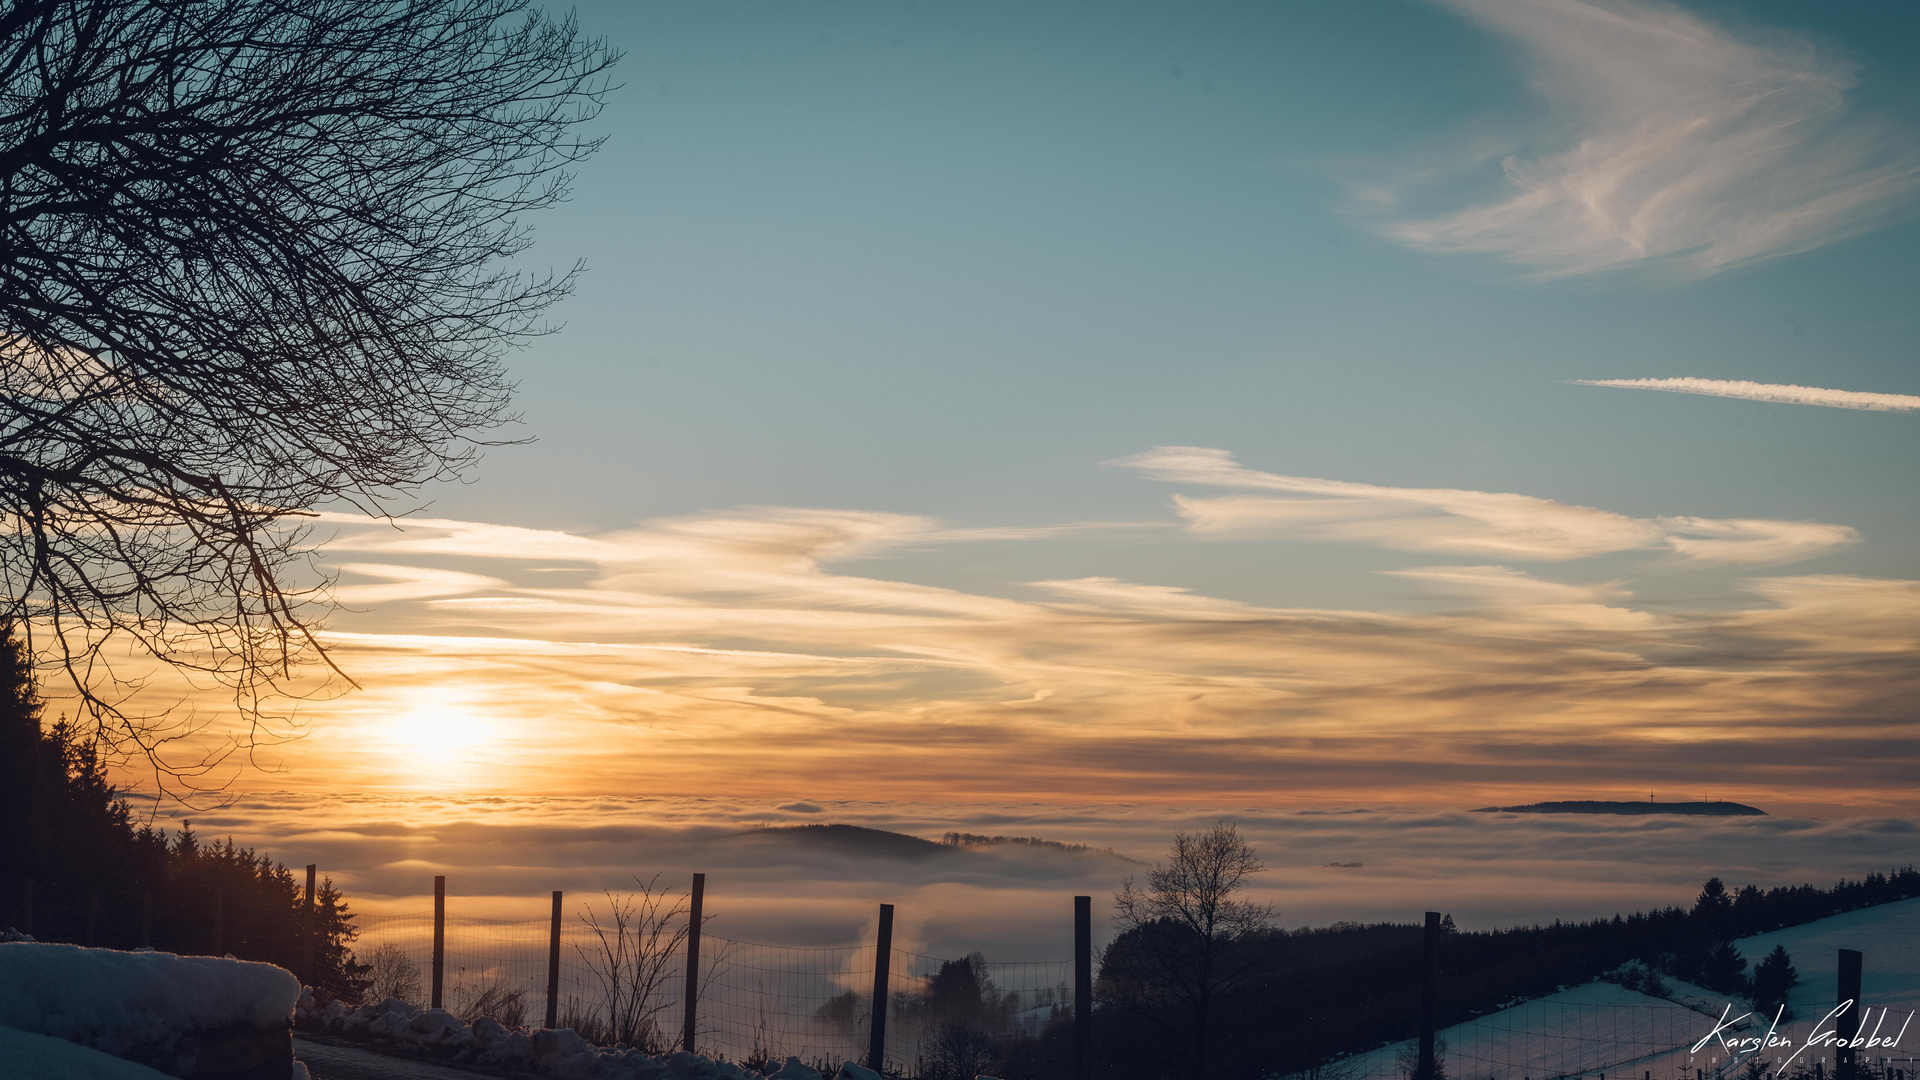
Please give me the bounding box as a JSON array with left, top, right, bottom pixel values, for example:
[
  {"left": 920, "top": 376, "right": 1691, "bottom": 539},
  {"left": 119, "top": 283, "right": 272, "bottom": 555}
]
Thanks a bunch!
[
  {"left": 558, "top": 995, "right": 613, "bottom": 1044},
  {"left": 574, "top": 874, "right": 700, "bottom": 1052},
  {"left": 363, "top": 942, "right": 422, "bottom": 1005},
  {"left": 923, "top": 1020, "right": 1002, "bottom": 1080},
  {"left": 453, "top": 974, "right": 529, "bottom": 1029}
]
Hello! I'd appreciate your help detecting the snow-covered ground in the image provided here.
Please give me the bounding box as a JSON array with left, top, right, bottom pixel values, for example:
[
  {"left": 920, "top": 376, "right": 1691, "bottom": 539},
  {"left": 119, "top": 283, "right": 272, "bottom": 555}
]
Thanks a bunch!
[
  {"left": 0, "top": 942, "right": 302, "bottom": 1079},
  {"left": 0, "top": 1024, "right": 176, "bottom": 1080},
  {"left": 1310, "top": 898, "right": 1920, "bottom": 1080},
  {"left": 1721, "top": 896, "right": 1920, "bottom": 1075},
  {"left": 1317, "top": 978, "right": 1729, "bottom": 1080},
  {"left": 1733, "top": 896, "right": 1920, "bottom": 1027}
]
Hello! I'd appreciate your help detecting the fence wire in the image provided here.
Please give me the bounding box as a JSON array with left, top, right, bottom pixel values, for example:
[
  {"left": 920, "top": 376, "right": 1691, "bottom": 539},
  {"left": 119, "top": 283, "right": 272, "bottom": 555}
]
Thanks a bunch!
[
  {"left": 18, "top": 886, "right": 1913, "bottom": 1080},
  {"left": 1314, "top": 997, "right": 1920, "bottom": 1080},
  {"left": 343, "top": 913, "right": 1081, "bottom": 1071}
]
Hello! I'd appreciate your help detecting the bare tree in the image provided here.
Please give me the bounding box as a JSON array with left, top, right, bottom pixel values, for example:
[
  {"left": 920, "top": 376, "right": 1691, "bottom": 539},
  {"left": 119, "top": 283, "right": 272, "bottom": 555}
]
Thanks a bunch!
[
  {"left": 1100, "top": 821, "right": 1282, "bottom": 1079},
  {"left": 363, "top": 941, "right": 423, "bottom": 1005},
  {"left": 0, "top": 0, "right": 616, "bottom": 792},
  {"left": 574, "top": 874, "right": 721, "bottom": 1052}
]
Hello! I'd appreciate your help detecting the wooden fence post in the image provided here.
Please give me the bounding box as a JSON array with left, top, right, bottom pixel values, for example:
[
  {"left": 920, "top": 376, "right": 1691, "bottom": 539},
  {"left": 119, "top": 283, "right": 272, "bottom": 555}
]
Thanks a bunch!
[
  {"left": 212, "top": 887, "right": 223, "bottom": 956},
  {"left": 140, "top": 888, "right": 152, "bottom": 948},
  {"left": 431, "top": 875, "right": 446, "bottom": 1010},
  {"left": 1418, "top": 911, "right": 1440, "bottom": 1080},
  {"left": 20, "top": 879, "right": 30, "bottom": 938},
  {"left": 546, "top": 890, "right": 563, "bottom": 1029},
  {"left": 682, "top": 873, "right": 705, "bottom": 1052},
  {"left": 1075, "top": 895, "right": 1092, "bottom": 1080},
  {"left": 1837, "top": 949, "right": 1863, "bottom": 1080},
  {"left": 868, "top": 903, "right": 895, "bottom": 1072},
  {"left": 85, "top": 893, "right": 98, "bottom": 947},
  {"left": 303, "top": 864, "right": 317, "bottom": 986}
]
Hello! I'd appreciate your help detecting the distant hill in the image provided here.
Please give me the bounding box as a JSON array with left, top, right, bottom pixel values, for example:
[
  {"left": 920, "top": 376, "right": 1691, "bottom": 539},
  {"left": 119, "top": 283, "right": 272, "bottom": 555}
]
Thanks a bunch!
[
  {"left": 1473, "top": 800, "right": 1766, "bottom": 816},
  {"left": 732, "top": 823, "right": 957, "bottom": 861},
  {"left": 731, "top": 823, "right": 1142, "bottom": 863},
  {"left": 937, "top": 831, "right": 1144, "bottom": 864}
]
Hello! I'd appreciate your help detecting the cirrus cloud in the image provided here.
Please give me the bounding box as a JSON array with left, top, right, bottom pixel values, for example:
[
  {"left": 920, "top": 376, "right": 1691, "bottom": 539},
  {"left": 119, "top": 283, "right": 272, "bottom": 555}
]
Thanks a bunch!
[
  {"left": 1111, "top": 446, "right": 1856, "bottom": 566},
  {"left": 1376, "top": 0, "right": 1920, "bottom": 280},
  {"left": 1574, "top": 378, "right": 1920, "bottom": 413}
]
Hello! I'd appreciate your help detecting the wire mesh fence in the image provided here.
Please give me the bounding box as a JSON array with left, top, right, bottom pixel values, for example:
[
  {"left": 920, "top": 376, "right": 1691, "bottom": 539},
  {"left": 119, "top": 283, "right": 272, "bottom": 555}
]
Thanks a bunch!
[
  {"left": 9, "top": 879, "right": 314, "bottom": 961},
  {"left": 15, "top": 881, "right": 1911, "bottom": 1080},
  {"left": 1310, "top": 997, "right": 1920, "bottom": 1080},
  {"left": 348, "top": 915, "right": 1075, "bottom": 1071}
]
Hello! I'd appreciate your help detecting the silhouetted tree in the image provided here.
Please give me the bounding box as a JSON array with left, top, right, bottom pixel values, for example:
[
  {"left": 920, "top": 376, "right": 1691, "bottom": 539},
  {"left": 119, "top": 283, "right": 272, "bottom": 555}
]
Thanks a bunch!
[
  {"left": 0, "top": 0, "right": 616, "bottom": 792},
  {"left": 1750, "top": 945, "right": 1798, "bottom": 1019},
  {"left": 1695, "top": 878, "right": 1734, "bottom": 933},
  {"left": 1099, "top": 822, "right": 1282, "bottom": 1080},
  {"left": 0, "top": 622, "right": 366, "bottom": 991},
  {"left": 1701, "top": 941, "right": 1749, "bottom": 994},
  {"left": 927, "top": 953, "right": 989, "bottom": 1027},
  {"left": 0, "top": 621, "right": 137, "bottom": 908}
]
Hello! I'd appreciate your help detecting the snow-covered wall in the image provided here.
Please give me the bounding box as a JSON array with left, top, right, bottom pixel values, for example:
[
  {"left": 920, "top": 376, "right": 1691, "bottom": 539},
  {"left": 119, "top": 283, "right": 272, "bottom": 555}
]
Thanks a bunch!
[{"left": 0, "top": 942, "right": 299, "bottom": 1077}]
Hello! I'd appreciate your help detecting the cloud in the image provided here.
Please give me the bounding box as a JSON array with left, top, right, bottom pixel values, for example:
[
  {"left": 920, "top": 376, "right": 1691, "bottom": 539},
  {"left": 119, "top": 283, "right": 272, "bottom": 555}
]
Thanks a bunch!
[
  {"left": 1378, "top": 0, "right": 1920, "bottom": 279},
  {"left": 1381, "top": 565, "right": 1661, "bottom": 631},
  {"left": 168, "top": 792, "right": 1920, "bottom": 964},
  {"left": 1573, "top": 378, "right": 1920, "bottom": 412},
  {"left": 1658, "top": 517, "right": 1861, "bottom": 566},
  {"left": 333, "top": 563, "right": 507, "bottom": 605},
  {"left": 87, "top": 487, "right": 1910, "bottom": 813},
  {"left": 1112, "top": 446, "right": 1856, "bottom": 566}
]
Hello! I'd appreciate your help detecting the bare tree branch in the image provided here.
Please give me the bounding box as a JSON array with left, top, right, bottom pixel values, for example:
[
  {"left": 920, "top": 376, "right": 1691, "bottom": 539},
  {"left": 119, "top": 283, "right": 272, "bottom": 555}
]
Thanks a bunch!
[{"left": 0, "top": 0, "right": 618, "bottom": 799}]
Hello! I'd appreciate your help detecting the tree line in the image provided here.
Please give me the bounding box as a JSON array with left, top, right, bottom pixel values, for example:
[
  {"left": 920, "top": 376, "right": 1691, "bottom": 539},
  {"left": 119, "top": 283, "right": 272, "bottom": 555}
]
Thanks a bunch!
[
  {"left": 1079, "top": 826, "right": 1916, "bottom": 1080},
  {"left": 0, "top": 624, "right": 368, "bottom": 999}
]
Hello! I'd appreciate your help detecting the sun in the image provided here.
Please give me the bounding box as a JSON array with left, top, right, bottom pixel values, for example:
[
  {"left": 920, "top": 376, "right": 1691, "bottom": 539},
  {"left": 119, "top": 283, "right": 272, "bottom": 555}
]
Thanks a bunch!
[{"left": 385, "top": 697, "right": 499, "bottom": 760}]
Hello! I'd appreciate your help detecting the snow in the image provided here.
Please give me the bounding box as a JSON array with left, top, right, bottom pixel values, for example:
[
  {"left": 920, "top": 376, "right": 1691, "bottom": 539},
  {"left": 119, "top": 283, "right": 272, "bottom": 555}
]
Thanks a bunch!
[
  {"left": 0, "top": 942, "right": 299, "bottom": 1077},
  {"left": 1318, "top": 978, "right": 1722, "bottom": 1080},
  {"left": 1733, "top": 896, "right": 1920, "bottom": 1023},
  {"left": 1305, "top": 899, "right": 1920, "bottom": 1080},
  {"left": 1713, "top": 896, "right": 1920, "bottom": 1074},
  {"left": 297, "top": 986, "right": 899, "bottom": 1080},
  {"left": 0, "top": 1025, "right": 176, "bottom": 1080},
  {"left": 0, "top": 942, "right": 298, "bottom": 1058},
  {"left": 300, "top": 989, "right": 771, "bottom": 1078},
  {"left": 766, "top": 1058, "right": 824, "bottom": 1080}
]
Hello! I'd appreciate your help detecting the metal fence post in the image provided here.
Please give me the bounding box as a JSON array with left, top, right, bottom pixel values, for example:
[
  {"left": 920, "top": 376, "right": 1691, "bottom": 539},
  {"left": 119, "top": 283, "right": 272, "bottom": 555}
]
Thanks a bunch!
[
  {"left": 546, "top": 890, "right": 563, "bottom": 1029},
  {"left": 682, "top": 873, "right": 705, "bottom": 1052},
  {"left": 1075, "top": 894, "right": 1092, "bottom": 1080},
  {"left": 1837, "top": 949, "right": 1863, "bottom": 1080},
  {"left": 868, "top": 903, "right": 895, "bottom": 1072},
  {"left": 303, "top": 864, "right": 317, "bottom": 986},
  {"left": 1418, "top": 911, "right": 1440, "bottom": 1080},
  {"left": 431, "top": 875, "right": 446, "bottom": 1010}
]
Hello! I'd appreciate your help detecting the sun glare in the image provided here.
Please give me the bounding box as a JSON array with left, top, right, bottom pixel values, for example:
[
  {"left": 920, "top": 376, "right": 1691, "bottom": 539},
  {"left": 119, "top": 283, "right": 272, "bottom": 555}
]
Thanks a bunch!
[{"left": 373, "top": 698, "right": 504, "bottom": 788}]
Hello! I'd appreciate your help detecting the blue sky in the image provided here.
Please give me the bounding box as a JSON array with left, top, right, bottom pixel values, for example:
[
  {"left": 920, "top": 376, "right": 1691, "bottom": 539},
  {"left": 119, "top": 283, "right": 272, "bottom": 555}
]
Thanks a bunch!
[
  {"left": 450, "top": 0, "right": 1920, "bottom": 593},
  {"left": 176, "top": 0, "right": 1920, "bottom": 813}
]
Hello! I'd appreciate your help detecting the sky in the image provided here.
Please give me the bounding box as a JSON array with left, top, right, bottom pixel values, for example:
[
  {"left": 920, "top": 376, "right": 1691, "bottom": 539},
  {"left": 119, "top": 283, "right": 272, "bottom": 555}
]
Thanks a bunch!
[{"left": 89, "top": 0, "right": 1920, "bottom": 927}]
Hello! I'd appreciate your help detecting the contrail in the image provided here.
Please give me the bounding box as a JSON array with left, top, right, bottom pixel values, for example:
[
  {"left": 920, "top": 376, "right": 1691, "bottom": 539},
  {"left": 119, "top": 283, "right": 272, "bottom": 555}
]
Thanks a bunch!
[{"left": 1572, "top": 377, "right": 1920, "bottom": 413}]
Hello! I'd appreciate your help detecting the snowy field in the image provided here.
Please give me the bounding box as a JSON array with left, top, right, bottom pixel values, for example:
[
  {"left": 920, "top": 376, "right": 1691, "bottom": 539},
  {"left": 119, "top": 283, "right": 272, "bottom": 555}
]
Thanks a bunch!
[
  {"left": 1317, "top": 979, "right": 1729, "bottom": 1080},
  {"left": 1309, "top": 898, "right": 1920, "bottom": 1080},
  {"left": 1733, "top": 896, "right": 1920, "bottom": 1028}
]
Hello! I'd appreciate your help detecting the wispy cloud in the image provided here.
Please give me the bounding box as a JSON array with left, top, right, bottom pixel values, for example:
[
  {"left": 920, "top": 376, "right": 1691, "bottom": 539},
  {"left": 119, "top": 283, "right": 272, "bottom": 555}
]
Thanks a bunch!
[
  {"left": 84, "top": 492, "right": 1920, "bottom": 812},
  {"left": 1377, "top": 0, "right": 1920, "bottom": 279},
  {"left": 1111, "top": 446, "right": 1856, "bottom": 565},
  {"left": 81, "top": 458, "right": 1911, "bottom": 812},
  {"left": 1574, "top": 377, "right": 1920, "bottom": 412},
  {"left": 179, "top": 793, "right": 1920, "bottom": 956}
]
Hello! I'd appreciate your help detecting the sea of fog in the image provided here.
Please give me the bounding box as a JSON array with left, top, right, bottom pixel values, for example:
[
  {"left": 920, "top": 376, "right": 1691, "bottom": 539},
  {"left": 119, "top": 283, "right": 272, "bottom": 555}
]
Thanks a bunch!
[{"left": 142, "top": 794, "right": 1920, "bottom": 963}]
